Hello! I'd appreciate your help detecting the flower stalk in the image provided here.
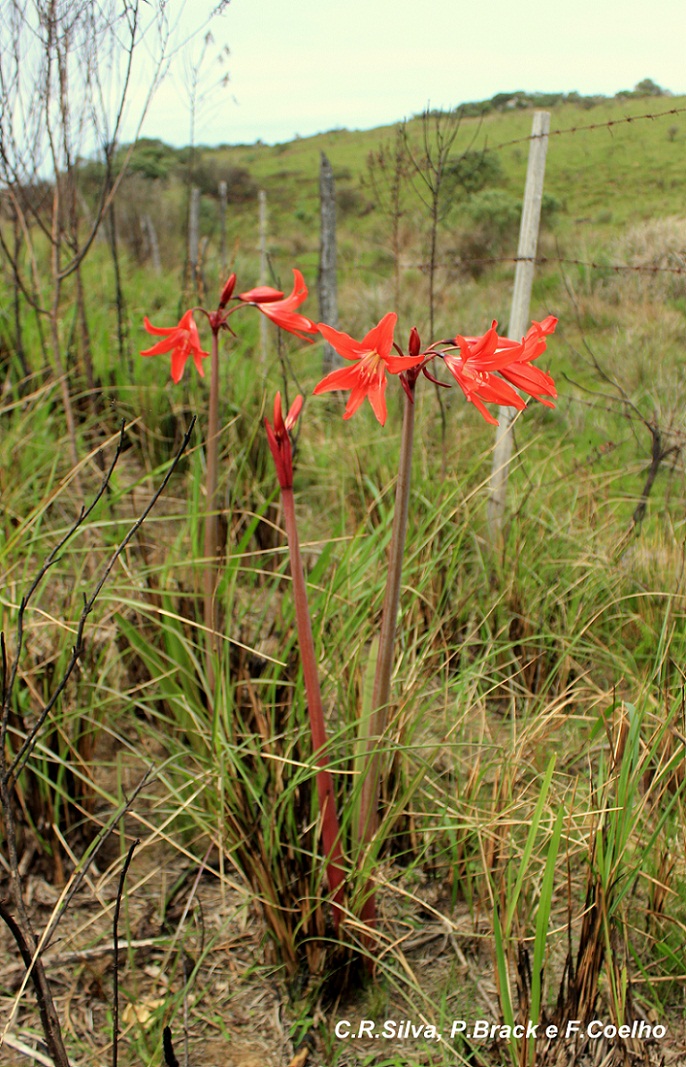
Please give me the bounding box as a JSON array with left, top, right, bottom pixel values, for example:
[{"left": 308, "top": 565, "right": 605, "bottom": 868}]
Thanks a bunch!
[
  {"left": 281, "top": 486, "right": 346, "bottom": 928},
  {"left": 265, "top": 394, "right": 345, "bottom": 930},
  {"left": 141, "top": 272, "right": 317, "bottom": 693},
  {"left": 356, "top": 376, "right": 417, "bottom": 926},
  {"left": 203, "top": 325, "right": 222, "bottom": 677}
]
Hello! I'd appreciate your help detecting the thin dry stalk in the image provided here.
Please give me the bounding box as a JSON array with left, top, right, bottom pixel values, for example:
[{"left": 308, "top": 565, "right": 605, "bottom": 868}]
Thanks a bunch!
[
  {"left": 0, "top": 422, "right": 194, "bottom": 1066},
  {"left": 112, "top": 839, "right": 139, "bottom": 1067}
]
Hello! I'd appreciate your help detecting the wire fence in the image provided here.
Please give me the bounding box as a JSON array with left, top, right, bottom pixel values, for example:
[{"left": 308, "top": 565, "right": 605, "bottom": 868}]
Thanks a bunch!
[
  {"left": 400, "top": 255, "right": 686, "bottom": 276},
  {"left": 479, "top": 103, "right": 686, "bottom": 152},
  {"left": 251, "top": 99, "right": 685, "bottom": 232}
]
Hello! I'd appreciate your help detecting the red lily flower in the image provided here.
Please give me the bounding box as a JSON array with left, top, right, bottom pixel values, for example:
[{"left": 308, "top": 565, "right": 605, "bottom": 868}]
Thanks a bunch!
[
  {"left": 442, "top": 323, "right": 526, "bottom": 425},
  {"left": 498, "top": 316, "right": 558, "bottom": 406},
  {"left": 238, "top": 269, "right": 317, "bottom": 341},
  {"left": 264, "top": 392, "right": 303, "bottom": 489},
  {"left": 141, "top": 309, "right": 209, "bottom": 383},
  {"left": 313, "top": 312, "right": 425, "bottom": 425},
  {"left": 442, "top": 318, "right": 557, "bottom": 424}
]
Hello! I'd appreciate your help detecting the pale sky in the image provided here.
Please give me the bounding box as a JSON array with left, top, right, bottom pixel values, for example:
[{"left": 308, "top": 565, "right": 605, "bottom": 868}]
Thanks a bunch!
[{"left": 128, "top": 0, "right": 686, "bottom": 147}]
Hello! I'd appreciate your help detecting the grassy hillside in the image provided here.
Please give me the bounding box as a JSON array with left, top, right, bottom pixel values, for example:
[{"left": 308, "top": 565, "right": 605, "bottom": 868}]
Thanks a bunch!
[{"left": 116, "top": 92, "right": 686, "bottom": 299}]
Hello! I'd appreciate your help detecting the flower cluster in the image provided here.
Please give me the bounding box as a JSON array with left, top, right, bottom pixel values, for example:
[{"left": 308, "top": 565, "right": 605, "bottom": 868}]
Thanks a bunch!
[
  {"left": 314, "top": 312, "right": 557, "bottom": 426},
  {"left": 314, "top": 313, "right": 425, "bottom": 425},
  {"left": 141, "top": 269, "right": 557, "bottom": 426},
  {"left": 139, "top": 267, "right": 559, "bottom": 948},
  {"left": 141, "top": 270, "right": 318, "bottom": 382},
  {"left": 442, "top": 315, "right": 558, "bottom": 425}
]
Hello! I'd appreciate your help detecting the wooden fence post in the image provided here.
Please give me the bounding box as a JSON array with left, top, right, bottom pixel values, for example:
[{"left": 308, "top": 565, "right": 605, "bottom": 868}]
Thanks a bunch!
[
  {"left": 142, "top": 214, "right": 161, "bottom": 275},
  {"left": 318, "top": 152, "right": 341, "bottom": 372},
  {"left": 188, "top": 185, "right": 200, "bottom": 297},
  {"left": 218, "top": 179, "right": 228, "bottom": 277},
  {"left": 487, "top": 110, "right": 551, "bottom": 541}
]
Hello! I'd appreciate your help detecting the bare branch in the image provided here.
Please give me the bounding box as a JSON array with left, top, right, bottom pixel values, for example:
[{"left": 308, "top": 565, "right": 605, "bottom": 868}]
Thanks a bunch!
[
  {"left": 5, "top": 418, "right": 196, "bottom": 784},
  {"left": 113, "top": 840, "right": 139, "bottom": 1067}
]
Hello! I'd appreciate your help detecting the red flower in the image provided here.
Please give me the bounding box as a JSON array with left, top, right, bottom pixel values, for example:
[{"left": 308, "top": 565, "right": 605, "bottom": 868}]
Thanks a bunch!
[
  {"left": 238, "top": 269, "right": 317, "bottom": 341},
  {"left": 442, "top": 318, "right": 557, "bottom": 424},
  {"left": 498, "top": 316, "right": 558, "bottom": 406},
  {"left": 264, "top": 392, "right": 303, "bottom": 489},
  {"left": 313, "top": 312, "right": 425, "bottom": 425},
  {"left": 141, "top": 309, "right": 209, "bottom": 383}
]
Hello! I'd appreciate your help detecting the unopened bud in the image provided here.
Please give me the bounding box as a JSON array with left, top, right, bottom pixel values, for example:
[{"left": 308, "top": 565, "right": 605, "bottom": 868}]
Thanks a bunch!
[
  {"left": 408, "top": 326, "right": 421, "bottom": 357},
  {"left": 218, "top": 272, "right": 237, "bottom": 308}
]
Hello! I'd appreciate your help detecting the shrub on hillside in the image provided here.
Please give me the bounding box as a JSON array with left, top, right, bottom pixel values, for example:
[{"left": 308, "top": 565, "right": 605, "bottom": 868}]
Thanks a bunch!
[
  {"left": 337, "top": 185, "right": 369, "bottom": 216},
  {"left": 125, "top": 138, "right": 179, "bottom": 181},
  {"left": 445, "top": 150, "right": 504, "bottom": 196},
  {"left": 190, "top": 160, "right": 258, "bottom": 202},
  {"left": 602, "top": 215, "right": 686, "bottom": 301},
  {"left": 452, "top": 189, "right": 561, "bottom": 277},
  {"left": 454, "top": 189, "right": 521, "bottom": 274}
]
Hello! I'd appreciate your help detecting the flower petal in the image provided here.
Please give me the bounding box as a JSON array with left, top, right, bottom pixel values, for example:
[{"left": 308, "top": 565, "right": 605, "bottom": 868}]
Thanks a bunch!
[
  {"left": 238, "top": 284, "right": 284, "bottom": 302},
  {"left": 366, "top": 377, "right": 388, "bottom": 425},
  {"left": 140, "top": 335, "right": 179, "bottom": 357},
  {"left": 361, "top": 312, "right": 397, "bottom": 357},
  {"left": 318, "top": 322, "right": 370, "bottom": 362}
]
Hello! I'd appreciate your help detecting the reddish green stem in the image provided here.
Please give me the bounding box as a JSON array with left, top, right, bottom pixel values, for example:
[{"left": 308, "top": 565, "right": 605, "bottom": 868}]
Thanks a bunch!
[
  {"left": 281, "top": 486, "right": 346, "bottom": 930},
  {"left": 357, "top": 380, "right": 416, "bottom": 925},
  {"left": 203, "top": 328, "right": 221, "bottom": 681}
]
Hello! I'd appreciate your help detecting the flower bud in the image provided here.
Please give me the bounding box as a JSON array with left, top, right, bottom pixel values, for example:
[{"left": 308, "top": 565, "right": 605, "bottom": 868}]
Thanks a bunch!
[
  {"left": 408, "top": 326, "right": 421, "bottom": 357},
  {"left": 218, "top": 272, "right": 237, "bottom": 308}
]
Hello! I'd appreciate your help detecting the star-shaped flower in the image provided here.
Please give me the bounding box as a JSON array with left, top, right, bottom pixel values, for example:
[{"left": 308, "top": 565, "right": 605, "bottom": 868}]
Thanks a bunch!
[
  {"left": 313, "top": 313, "right": 425, "bottom": 425},
  {"left": 140, "top": 309, "right": 209, "bottom": 383},
  {"left": 442, "top": 318, "right": 557, "bottom": 424}
]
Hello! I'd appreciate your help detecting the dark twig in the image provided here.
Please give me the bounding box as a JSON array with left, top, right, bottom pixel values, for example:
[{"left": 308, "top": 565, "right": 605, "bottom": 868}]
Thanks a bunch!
[
  {"left": 0, "top": 420, "right": 195, "bottom": 1067},
  {"left": 0, "top": 900, "right": 70, "bottom": 1067},
  {"left": 563, "top": 336, "right": 685, "bottom": 547},
  {"left": 163, "top": 1027, "right": 180, "bottom": 1067},
  {"left": 113, "top": 839, "right": 139, "bottom": 1067},
  {"left": 6, "top": 417, "right": 196, "bottom": 784},
  {"left": 1, "top": 423, "right": 127, "bottom": 758}
]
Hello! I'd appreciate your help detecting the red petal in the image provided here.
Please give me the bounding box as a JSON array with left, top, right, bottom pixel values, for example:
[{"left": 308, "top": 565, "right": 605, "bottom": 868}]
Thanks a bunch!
[
  {"left": 383, "top": 351, "right": 426, "bottom": 374},
  {"left": 143, "top": 315, "right": 176, "bottom": 338},
  {"left": 318, "top": 322, "right": 368, "bottom": 361},
  {"left": 501, "top": 363, "right": 557, "bottom": 399},
  {"left": 170, "top": 347, "right": 188, "bottom": 384},
  {"left": 343, "top": 378, "right": 374, "bottom": 421},
  {"left": 366, "top": 377, "right": 388, "bottom": 425},
  {"left": 191, "top": 348, "right": 207, "bottom": 377},
  {"left": 314, "top": 364, "right": 363, "bottom": 395},
  {"left": 238, "top": 284, "right": 284, "bottom": 303},
  {"left": 277, "top": 268, "right": 308, "bottom": 311},
  {"left": 469, "top": 394, "right": 499, "bottom": 425},
  {"left": 140, "top": 335, "right": 178, "bottom": 357},
  {"left": 285, "top": 394, "right": 304, "bottom": 430},
  {"left": 361, "top": 312, "right": 397, "bottom": 357},
  {"left": 262, "top": 307, "right": 317, "bottom": 339}
]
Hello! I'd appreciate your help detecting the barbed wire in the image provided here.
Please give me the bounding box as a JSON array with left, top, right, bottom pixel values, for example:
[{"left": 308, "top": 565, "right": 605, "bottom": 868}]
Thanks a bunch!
[
  {"left": 479, "top": 103, "right": 686, "bottom": 152},
  {"left": 415, "top": 253, "right": 686, "bottom": 275},
  {"left": 259, "top": 102, "right": 686, "bottom": 210}
]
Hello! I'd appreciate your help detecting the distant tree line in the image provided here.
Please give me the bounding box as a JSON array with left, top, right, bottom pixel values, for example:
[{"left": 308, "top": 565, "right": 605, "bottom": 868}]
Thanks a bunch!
[{"left": 423, "top": 79, "right": 672, "bottom": 120}]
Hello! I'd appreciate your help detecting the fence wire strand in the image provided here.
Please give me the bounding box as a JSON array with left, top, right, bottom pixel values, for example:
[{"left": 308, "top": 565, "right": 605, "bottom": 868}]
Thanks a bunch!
[
  {"left": 478, "top": 103, "right": 686, "bottom": 153},
  {"left": 403, "top": 254, "right": 686, "bottom": 276}
]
